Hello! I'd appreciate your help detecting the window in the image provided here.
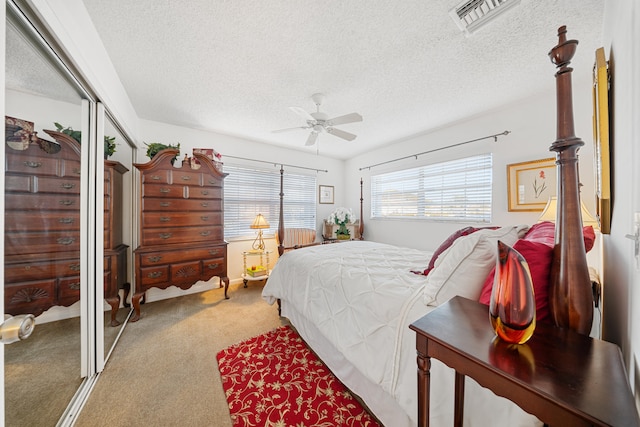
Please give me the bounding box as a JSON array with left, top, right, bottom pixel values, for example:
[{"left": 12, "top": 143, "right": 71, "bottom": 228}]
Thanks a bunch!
[
  {"left": 371, "top": 153, "right": 492, "bottom": 222},
  {"left": 224, "top": 164, "right": 317, "bottom": 239}
]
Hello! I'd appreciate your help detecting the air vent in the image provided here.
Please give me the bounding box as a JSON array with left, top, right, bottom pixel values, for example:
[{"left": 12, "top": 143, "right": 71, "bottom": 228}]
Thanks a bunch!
[{"left": 449, "top": 0, "right": 521, "bottom": 35}]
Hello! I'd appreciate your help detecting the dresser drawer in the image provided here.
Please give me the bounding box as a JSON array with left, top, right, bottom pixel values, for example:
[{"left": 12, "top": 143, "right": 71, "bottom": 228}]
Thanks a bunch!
[
  {"left": 7, "top": 193, "right": 80, "bottom": 211},
  {"left": 171, "top": 170, "right": 203, "bottom": 185},
  {"left": 4, "top": 279, "right": 56, "bottom": 316},
  {"left": 141, "top": 226, "right": 223, "bottom": 246},
  {"left": 6, "top": 231, "right": 81, "bottom": 254},
  {"left": 139, "top": 265, "right": 170, "bottom": 286},
  {"left": 171, "top": 260, "right": 202, "bottom": 284},
  {"left": 142, "top": 211, "right": 222, "bottom": 228},
  {"left": 141, "top": 197, "right": 221, "bottom": 211},
  {"left": 137, "top": 245, "right": 226, "bottom": 267},
  {"left": 183, "top": 185, "right": 222, "bottom": 200},
  {"left": 6, "top": 212, "right": 80, "bottom": 232},
  {"left": 57, "top": 276, "right": 81, "bottom": 306},
  {"left": 142, "top": 171, "right": 170, "bottom": 184},
  {"left": 4, "top": 256, "right": 81, "bottom": 282},
  {"left": 202, "top": 258, "right": 225, "bottom": 276},
  {"left": 31, "top": 176, "right": 80, "bottom": 194},
  {"left": 6, "top": 155, "right": 59, "bottom": 176},
  {"left": 143, "top": 183, "right": 184, "bottom": 198}
]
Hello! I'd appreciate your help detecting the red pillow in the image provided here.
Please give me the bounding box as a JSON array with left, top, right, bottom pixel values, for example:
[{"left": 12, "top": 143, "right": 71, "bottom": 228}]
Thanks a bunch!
[
  {"left": 478, "top": 239, "right": 554, "bottom": 323},
  {"left": 524, "top": 221, "right": 596, "bottom": 252}
]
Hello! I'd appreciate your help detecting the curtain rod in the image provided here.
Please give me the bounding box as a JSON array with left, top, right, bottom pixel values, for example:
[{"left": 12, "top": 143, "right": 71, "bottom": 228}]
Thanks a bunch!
[
  {"left": 224, "top": 154, "right": 328, "bottom": 173},
  {"left": 359, "top": 130, "right": 510, "bottom": 171}
]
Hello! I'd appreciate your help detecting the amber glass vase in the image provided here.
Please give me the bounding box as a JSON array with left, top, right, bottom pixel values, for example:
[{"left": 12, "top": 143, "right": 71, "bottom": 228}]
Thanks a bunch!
[{"left": 489, "top": 240, "right": 536, "bottom": 344}]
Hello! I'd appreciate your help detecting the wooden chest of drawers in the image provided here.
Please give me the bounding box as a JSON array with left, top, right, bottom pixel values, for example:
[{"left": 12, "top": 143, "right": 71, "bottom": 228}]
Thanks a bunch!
[
  {"left": 132, "top": 149, "right": 228, "bottom": 321},
  {"left": 4, "top": 130, "right": 128, "bottom": 323}
]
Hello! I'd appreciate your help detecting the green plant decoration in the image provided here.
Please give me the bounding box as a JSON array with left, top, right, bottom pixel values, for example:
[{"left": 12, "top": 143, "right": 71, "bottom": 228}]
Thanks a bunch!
[
  {"left": 54, "top": 122, "right": 117, "bottom": 159},
  {"left": 144, "top": 142, "right": 181, "bottom": 164}
]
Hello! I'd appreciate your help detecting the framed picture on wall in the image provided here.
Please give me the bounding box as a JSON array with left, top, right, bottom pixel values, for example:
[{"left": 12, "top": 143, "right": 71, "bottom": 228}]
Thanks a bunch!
[
  {"left": 319, "top": 185, "right": 334, "bottom": 204},
  {"left": 507, "top": 158, "right": 556, "bottom": 211},
  {"left": 593, "top": 47, "right": 611, "bottom": 234}
]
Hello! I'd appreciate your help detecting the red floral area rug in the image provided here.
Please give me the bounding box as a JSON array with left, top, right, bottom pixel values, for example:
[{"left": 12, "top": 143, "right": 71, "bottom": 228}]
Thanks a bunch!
[{"left": 216, "top": 325, "right": 381, "bottom": 427}]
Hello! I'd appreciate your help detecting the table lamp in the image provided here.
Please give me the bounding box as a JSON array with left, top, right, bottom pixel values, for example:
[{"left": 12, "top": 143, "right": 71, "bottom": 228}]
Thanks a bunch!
[
  {"left": 250, "top": 213, "right": 270, "bottom": 251},
  {"left": 537, "top": 196, "right": 599, "bottom": 229}
]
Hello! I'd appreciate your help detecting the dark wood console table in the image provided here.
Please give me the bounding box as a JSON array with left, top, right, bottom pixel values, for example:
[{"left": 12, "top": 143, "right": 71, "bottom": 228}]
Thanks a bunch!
[{"left": 409, "top": 296, "right": 640, "bottom": 427}]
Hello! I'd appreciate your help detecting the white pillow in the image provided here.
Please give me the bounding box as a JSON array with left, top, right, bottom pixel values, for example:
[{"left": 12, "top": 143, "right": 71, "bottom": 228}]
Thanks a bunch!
[{"left": 423, "top": 225, "right": 529, "bottom": 306}]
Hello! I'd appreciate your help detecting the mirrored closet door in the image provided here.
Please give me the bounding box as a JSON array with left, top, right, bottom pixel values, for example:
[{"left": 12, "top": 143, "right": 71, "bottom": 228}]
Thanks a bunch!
[{"left": 3, "top": 2, "right": 133, "bottom": 425}]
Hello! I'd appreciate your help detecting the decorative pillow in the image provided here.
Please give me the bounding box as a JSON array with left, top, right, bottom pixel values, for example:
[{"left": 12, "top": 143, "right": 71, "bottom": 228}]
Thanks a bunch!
[
  {"left": 478, "top": 239, "right": 554, "bottom": 322},
  {"left": 422, "top": 225, "right": 529, "bottom": 306},
  {"left": 524, "top": 221, "right": 596, "bottom": 252},
  {"left": 422, "top": 226, "right": 500, "bottom": 276}
]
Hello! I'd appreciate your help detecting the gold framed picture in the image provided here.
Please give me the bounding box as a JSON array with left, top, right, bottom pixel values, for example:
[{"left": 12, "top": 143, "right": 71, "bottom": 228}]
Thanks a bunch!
[
  {"left": 319, "top": 185, "right": 334, "bottom": 204},
  {"left": 593, "top": 47, "right": 611, "bottom": 234},
  {"left": 507, "top": 158, "right": 556, "bottom": 211}
]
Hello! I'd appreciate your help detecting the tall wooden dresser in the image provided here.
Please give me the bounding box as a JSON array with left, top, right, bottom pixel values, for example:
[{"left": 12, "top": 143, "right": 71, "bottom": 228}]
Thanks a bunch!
[
  {"left": 4, "top": 130, "right": 127, "bottom": 323},
  {"left": 132, "top": 149, "right": 228, "bottom": 322}
]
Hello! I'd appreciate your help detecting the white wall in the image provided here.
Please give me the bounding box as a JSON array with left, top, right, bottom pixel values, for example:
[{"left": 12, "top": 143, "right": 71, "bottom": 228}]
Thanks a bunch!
[
  {"left": 601, "top": 0, "right": 640, "bottom": 398},
  {"left": 346, "top": 79, "right": 596, "bottom": 253}
]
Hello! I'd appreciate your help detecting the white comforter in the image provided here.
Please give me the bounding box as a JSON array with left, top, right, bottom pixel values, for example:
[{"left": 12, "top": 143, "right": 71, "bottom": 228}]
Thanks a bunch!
[{"left": 262, "top": 241, "right": 541, "bottom": 427}]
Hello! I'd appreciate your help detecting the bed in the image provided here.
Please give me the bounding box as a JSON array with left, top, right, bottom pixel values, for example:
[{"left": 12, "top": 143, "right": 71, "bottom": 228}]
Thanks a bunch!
[{"left": 262, "top": 26, "right": 593, "bottom": 427}]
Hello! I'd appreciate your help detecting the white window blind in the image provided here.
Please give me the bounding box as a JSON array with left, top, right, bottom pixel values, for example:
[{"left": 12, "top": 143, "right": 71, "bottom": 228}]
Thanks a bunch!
[
  {"left": 371, "top": 153, "right": 492, "bottom": 222},
  {"left": 224, "top": 164, "right": 317, "bottom": 239}
]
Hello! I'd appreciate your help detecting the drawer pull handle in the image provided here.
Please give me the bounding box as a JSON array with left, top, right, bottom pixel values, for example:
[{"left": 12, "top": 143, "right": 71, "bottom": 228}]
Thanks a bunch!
[
  {"left": 147, "top": 271, "right": 163, "bottom": 279},
  {"left": 59, "top": 200, "right": 75, "bottom": 206},
  {"left": 159, "top": 188, "right": 170, "bottom": 193},
  {"left": 159, "top": 233, "right": 172, "bottom": 240},
  {"left": 24, "top": 161, "right": 42, "bottom": 168},
  {"left": 69, "top": 263, "right": 81, "bottom": 271},
  {"left": 201, "top": 216, "right": 209, "bottom": 221},
  {"left": 160, "top": 217, "right": 171, "bottom": 222},
  {"left": 201, "top": 190, "right": 209, "bottom": 195},
  {"left": 209, "top": 249, "right": 220, "bottom": 256},
  {"left": 151, "top": 175, "right": 161, "bottom": 181},
  {"left": 160, "top": 202, "right": 171, "bottom": 207},
  {"left": 200, "top": 231, "right": 211, "bottom": 237},
  {"left": 181, "top": 175, "right": 191, "bottom": 181},
  {"left": 147, "top": 256, "right": 162, "bottom": 263},
  {"left": 73, "top": 168, "right": 81, "bottom": 175},
  {"left": 57, "top": 237, "right": 75, "bottom": 245},
  {"left": 200, "top": 202, "right": 209, "bottom": 207},
  {"left": 68, "top": 282, "right": 81, "bottom": 290},
  {"left": 207, "top": 263, "right": 219, "bottom": 270},
  {"left": 59, "top": 217, "right": 75, "bottom": 224},
  {"left": 61, "top": 183, "right": 75, "bottom": 189},
  {"left": 208, "top": 179, "right": 217, "bottom": 185}
]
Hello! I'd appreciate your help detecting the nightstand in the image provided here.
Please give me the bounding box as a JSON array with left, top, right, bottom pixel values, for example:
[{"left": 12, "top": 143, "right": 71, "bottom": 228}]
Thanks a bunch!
[
  {"left": 409, "top": 296, "right": 639, "bottom": 427},
  {"left": 241, "top": 250, "right": 271, "bottom": 287}
]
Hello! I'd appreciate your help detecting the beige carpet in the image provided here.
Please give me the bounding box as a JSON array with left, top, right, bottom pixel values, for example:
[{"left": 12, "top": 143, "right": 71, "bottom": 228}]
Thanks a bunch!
[{"left": 74, "top": 280, "right": 286, "bottom": 426}]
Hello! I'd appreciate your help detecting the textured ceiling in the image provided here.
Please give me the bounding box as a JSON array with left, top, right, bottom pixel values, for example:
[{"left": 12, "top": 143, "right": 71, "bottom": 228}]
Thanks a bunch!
[{"left": 79, "top": 0, "right": 604, "bottom": 160}]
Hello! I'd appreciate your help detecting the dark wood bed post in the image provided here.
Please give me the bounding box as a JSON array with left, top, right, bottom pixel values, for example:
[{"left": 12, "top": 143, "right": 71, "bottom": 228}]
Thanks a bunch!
[
  {"left": 278, "top": 165, "right": 285, "bottom": 256},
  {"left": 359, "top": 177, "right": 364, "bottom": 240},
  {"left": 548, "top": 26, "right": 593, "bottom": 335}
]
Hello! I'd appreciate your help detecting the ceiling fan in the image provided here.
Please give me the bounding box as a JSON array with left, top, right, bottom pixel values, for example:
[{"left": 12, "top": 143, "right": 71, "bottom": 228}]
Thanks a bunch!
[{"left": 272, "top": 93, "right": 363, "bottom": 146}]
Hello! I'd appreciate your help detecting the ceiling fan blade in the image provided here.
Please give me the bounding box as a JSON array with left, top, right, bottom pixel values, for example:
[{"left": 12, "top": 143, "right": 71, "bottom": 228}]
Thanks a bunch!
[
  {"left": 326, "top": 112, "right": 363, "bottom": 126},
  {"left": 272, "top": 126, "right": 309, "bottom": 133},
  {"left": 305, "top": 131, "right": 319, "bottom": 146},
  {"left": 289, "top": 106, "right": 315, "bottom": 122},
  {"left": 326, "top": 127, "right": 357, "bottom": 141}
]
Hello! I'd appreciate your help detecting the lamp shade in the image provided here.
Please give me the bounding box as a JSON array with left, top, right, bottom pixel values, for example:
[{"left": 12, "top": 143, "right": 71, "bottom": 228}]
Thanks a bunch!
[
  {"left": 250, "top": 214, "right": 270, "bottom": 229},
  {"left": 537, "top": 196, "right": 599, "bottom": 230}
]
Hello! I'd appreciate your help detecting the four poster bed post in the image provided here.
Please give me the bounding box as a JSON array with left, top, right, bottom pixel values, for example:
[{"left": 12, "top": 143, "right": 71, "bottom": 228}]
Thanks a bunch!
[{"left": 548, "top": 25, "right": 593, "bottom": 335}]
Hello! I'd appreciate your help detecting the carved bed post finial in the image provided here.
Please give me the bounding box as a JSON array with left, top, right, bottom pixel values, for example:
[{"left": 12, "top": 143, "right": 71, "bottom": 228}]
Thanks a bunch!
[
  {"left": 278, "top": 165, "right": 285, "bottom": 256},
  {"left": 548, "top": 26, "right": 593, "bottom": 335}
]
